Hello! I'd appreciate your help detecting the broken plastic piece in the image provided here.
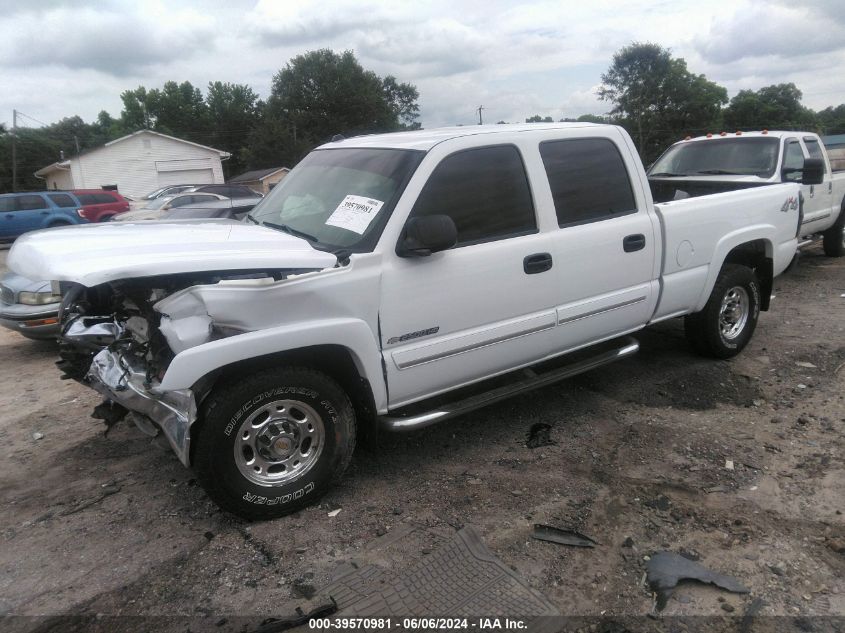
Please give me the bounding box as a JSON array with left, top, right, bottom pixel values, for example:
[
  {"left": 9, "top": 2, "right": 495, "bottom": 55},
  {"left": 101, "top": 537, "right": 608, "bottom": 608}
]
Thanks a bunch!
[
  {"left": 252, "top": 595, "right": 337, "bottom": 632},
  {"left": 646, "top": 551, "right": 749, "bottom": 610},
  {"left": 532, "top": 524, "right": 597, "bottom": 548}
]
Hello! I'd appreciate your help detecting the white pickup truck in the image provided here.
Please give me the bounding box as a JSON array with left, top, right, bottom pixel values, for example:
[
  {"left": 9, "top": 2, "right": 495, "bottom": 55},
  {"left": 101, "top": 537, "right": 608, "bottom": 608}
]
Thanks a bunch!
[
  {"left": 8, "top": 123, "right": 817, "bottom": 519},
  {"left": 649, "top": 130, "right": 845, "bottom": 256}
]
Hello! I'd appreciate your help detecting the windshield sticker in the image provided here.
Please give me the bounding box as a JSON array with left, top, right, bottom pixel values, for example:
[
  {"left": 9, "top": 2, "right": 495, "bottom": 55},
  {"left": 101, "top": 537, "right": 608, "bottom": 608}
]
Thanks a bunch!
[{"left": 325, "top": 195, "right": 385, "bottom": 234}]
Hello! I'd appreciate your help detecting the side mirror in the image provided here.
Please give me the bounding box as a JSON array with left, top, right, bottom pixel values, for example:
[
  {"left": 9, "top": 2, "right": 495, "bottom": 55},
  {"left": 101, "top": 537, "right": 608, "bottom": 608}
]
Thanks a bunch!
[
  {"left": 396, "top": 215, "right": 458, "bottom": 257},
  {"left": 783, "top": 157, "right": 824, "bottom": 185},
  {"left": 799, "top": 157, "right": 824, "bottom": 185}
]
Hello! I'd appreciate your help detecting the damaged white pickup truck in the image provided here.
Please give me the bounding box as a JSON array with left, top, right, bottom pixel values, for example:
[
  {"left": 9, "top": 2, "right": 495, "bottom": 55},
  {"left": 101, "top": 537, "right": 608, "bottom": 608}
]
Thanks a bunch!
[{"left": 8, "top": 123, "right": 820, "bottom": 519}]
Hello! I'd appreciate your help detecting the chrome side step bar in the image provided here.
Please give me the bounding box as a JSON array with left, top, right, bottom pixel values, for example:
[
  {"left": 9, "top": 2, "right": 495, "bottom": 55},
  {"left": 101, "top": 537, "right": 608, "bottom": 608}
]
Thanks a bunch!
[{"left": 379, "top": 336, "right": 639, "bottom": 433}]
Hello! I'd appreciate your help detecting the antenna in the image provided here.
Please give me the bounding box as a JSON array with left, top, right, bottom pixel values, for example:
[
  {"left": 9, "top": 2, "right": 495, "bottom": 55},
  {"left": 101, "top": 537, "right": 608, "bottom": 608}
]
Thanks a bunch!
[{"left": 476, "top": 105, "right": 484, "bottom": 125}]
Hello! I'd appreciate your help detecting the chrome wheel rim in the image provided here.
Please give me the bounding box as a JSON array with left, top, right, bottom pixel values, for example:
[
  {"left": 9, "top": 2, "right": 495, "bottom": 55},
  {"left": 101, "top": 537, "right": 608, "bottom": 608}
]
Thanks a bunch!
[
  {"left": 719, "top": 286, "right": 749, "bottom": 341},
  {"left": 234, "top": 399, "right": 324, "bottom": 487}
]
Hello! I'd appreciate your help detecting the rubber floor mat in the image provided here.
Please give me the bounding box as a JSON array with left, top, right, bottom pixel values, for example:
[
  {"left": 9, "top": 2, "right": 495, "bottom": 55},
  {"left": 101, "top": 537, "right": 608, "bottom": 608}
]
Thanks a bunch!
[{"left": 321, "top": 525, "right": 560, "bottom": 629}]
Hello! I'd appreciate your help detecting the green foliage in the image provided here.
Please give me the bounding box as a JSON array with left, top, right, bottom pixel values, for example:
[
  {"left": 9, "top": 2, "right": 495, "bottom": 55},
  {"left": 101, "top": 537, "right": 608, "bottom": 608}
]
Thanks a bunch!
[
  {"left": 526, "top": 115, "right": 554, "bottom": 123},
  {"left": 723, "top": 83, "right": 818, "bottom": 131},
  {"left": 245, "top": 50, "right": 421, "bottom": 168},
  {"left": 598, "top": 42, "right": 727, "bottom": 162},
  {"left": 817, "top": 104, "right": 845, "bottom": 135}
]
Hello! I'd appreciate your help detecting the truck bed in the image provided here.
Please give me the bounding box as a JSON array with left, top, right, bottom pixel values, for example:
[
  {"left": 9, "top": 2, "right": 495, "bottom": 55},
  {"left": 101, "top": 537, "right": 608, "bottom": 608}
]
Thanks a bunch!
[{"left": 650, "top": 183, "right": 800, "bottom": 322}]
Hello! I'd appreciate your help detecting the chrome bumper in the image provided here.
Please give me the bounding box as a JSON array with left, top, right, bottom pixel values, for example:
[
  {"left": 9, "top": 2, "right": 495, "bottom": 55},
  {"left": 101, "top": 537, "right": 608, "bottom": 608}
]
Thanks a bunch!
[{"left": 87, "top": 348, "right": 197, "bottom": 466}]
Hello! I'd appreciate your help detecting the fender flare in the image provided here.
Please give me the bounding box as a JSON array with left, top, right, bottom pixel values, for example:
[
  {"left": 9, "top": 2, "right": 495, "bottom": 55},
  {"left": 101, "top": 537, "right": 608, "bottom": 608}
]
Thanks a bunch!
[
  {"left": 157, "top": 317, "right": 386, "bottom": 410},
  {"left": 693, "top": 227, "right": 774, "bottom": 313}
]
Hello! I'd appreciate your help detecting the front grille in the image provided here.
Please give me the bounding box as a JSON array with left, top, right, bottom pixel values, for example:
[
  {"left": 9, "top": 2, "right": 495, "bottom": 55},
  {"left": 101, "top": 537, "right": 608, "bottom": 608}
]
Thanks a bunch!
[{"left": 0, "top": 284, "right": 14, "bottom": 305}]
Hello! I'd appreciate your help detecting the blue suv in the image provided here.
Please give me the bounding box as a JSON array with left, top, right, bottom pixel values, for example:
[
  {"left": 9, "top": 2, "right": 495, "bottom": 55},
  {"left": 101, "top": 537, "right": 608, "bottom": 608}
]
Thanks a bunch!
[{"left": 0, "top": 191, "right": 89, "bottom": 241}]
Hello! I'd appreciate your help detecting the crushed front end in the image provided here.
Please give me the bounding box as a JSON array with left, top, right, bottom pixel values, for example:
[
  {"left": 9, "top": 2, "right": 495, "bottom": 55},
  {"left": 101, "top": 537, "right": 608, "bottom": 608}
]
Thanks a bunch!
[{"left": 56, "top": 278, "right": 202, "bottom": 465}]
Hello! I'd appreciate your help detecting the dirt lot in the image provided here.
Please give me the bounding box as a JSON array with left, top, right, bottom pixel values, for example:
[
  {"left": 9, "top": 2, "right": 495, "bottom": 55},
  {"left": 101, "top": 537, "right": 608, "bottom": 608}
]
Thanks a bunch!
[{"left": 1, "top": 243, "right": 843, "bottom": 631}]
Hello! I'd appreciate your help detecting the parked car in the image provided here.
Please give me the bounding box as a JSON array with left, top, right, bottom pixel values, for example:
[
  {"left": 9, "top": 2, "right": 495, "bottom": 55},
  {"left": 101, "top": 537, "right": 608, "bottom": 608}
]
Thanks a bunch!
[
  {"left": 118, "top": 192, "right": 227, "bottom": 220},
  {"left": 158, "top": 196, "right": 263, "bottom": 221},
  {"left": 0, "top": 191, "right": 88, "bottom": 241},
  {"left": 187, "top": 184, "right": 262, "bottom": 199},
  {"left": 128, "top": 185, "right": 198, "bottom": 209},
  {"left": 649, "top": 131, "right": 845, "bottom": 256},
  {"left": 0, "top": 272, "right": 61, "bottom": 339},
  {"left": 7, "top": 123, "right": 817, "bottom": 519},
  {"left": 71, "top": 189, "right": 130, "bottom": 222}
]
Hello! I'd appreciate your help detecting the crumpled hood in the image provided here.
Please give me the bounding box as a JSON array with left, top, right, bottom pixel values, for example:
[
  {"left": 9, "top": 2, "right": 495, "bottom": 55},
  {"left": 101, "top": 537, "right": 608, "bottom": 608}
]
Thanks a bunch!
[{"left": 8, "top": 219, "right": 338, "bottom": 287}]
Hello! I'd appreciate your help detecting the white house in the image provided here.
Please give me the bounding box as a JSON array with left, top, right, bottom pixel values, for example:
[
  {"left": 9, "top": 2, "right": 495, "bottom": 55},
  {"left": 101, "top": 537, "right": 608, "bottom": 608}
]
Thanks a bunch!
[{"left": 34, "top": 130, "right": 231, "bottom": 200}]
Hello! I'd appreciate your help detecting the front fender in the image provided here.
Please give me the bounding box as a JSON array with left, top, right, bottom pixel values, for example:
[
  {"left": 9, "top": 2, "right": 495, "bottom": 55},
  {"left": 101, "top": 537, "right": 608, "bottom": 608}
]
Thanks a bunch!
[{"left": 156, "top": 318, "right": 386, "bottom": 410}]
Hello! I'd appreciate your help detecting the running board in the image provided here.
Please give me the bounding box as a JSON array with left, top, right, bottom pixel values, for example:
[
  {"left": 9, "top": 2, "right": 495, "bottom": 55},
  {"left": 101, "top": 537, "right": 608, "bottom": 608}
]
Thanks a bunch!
[{"left": 379, "top": 336, "right": 639, "bottom": 433}]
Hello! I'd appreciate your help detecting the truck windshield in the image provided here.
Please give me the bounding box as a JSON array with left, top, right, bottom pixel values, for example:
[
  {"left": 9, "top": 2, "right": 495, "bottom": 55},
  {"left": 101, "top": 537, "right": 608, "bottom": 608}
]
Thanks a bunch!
[
  {"left": 650, "top": 137, "right": 780, "bottom": 178},
  {"left": 247, "top": 148, "right": 423, "bottom": 252}
]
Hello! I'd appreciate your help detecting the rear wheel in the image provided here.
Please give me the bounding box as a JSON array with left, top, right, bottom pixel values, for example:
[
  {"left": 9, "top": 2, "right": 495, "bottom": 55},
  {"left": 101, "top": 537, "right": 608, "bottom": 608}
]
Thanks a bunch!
[
  {"left": 193, "top": 367, "right": 356, "bottom": 520},
  {"left": 684, "top": 264, "right": 760, "bottom": 359},
  {"left": 822, "top": 205, "right": 845, "bottom": 257}
]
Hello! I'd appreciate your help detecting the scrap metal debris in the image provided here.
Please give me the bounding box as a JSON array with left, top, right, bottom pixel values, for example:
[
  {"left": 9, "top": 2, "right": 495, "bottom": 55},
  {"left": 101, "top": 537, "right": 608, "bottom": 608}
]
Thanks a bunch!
[
  {"left": 647, "top": 551, "right": 749, "bottom": 610},
  {"left": 532, "top": 524, "right": 598, "bottom": 548}
]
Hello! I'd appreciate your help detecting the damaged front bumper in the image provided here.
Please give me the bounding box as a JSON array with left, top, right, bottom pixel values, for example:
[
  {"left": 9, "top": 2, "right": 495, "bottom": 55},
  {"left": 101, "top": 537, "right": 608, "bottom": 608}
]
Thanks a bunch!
[{"left": 87, "top": 348, "right": 197, "bottom": 466}]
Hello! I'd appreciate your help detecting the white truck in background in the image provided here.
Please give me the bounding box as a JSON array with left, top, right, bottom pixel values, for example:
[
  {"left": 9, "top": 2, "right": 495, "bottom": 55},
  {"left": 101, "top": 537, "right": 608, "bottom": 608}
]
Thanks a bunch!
[
  {"left": 649, "top": 130, "right": 845, "bottom": 257},
  {"left": 7, "top": 123, "right": 819, "bottom": 519}
]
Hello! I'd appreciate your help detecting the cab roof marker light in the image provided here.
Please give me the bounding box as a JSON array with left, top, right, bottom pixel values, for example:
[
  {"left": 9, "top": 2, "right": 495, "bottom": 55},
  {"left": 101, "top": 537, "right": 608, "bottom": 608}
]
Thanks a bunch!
[
  {"left": 720, "top": 131, "right": 727, "bottom": 136},
  {"left": 736, "top": 131, "right": 742, "bottom": 135},
  {"left": 706, "top": 133, "right": 713, "bottom": 138},
  {"left": 684, "top": 135, "right": 692, "bottom": 140},
  {"left": 762, "top": 129, "right": 768, "bottom": 135}
]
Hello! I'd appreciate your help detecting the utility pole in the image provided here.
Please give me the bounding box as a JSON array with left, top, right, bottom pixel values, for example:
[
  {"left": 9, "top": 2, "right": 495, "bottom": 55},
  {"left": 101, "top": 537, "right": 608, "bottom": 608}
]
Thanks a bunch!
[
  {"left": 11, "top": 109, "right": 17, "bottom": 192},
  {"left": 476, "top": 105, "right": 484, "bottom": 125}
]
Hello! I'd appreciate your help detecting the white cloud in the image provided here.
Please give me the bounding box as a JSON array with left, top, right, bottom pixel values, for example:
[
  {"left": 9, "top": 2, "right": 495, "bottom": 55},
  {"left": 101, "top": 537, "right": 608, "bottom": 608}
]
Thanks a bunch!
[{"left": 1, "top": 0, "right": 844, "bottom": 131}]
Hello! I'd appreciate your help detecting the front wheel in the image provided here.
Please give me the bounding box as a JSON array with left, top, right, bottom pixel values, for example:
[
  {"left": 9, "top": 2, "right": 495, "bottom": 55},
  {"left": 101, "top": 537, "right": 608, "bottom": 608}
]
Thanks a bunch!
[
  {"left": 193, "top": 367, "right": 356, "bottom": 520},
  {"left": 684, "top": 264, "right": 760, "bottom": 359},
  {"left": 822, "top": 206, "right": 845, "bottom": 257}
]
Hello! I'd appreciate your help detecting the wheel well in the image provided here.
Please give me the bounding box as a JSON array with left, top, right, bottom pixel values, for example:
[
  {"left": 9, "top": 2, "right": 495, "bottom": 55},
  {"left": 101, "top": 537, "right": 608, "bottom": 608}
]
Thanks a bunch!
[
  {"left": 199, "top": 345, "right": 378, "bottom": 443},
  {"left": 723, "top": 240, "right": 773, "bottom": 310}
]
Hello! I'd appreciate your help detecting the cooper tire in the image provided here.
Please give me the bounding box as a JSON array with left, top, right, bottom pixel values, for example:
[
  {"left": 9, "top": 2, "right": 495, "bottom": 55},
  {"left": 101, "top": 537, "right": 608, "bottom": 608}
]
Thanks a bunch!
[
  {"left": 822, "top": 205, "right": 845, "bottom": 257},
  {"left": 193, "top": 367, "right": 356, "bottom": 520},
  {"left": 684, "top": 264, "right": 760, "bottom": 359}
]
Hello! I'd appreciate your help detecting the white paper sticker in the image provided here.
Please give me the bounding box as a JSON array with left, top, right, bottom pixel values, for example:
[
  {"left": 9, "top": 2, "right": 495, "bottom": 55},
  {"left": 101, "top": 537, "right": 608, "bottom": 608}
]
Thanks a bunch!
[{"left": 325, "top": 195, "right": 385, "bottom": 234}]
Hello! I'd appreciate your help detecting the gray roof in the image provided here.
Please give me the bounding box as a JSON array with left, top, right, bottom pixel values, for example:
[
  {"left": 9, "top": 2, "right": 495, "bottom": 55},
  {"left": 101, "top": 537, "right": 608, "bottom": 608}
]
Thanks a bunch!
[{"left": 229, "top": 167, "right": 289, "bottom": 182}]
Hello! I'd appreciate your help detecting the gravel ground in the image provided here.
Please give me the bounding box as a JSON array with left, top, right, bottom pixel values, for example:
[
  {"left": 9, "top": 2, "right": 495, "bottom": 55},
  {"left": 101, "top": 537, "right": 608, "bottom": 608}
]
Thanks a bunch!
[{"left": 0, "top": 242, "right": 843, "bottom": 631}]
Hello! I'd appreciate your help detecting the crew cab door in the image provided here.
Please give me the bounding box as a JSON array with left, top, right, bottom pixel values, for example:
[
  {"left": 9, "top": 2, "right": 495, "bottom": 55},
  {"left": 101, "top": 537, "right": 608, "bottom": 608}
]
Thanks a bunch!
[
  {"left": 379, "top": 144, "right": 561, "bottom": 408},
  {"left": 537, "top": 134, "right": 659, "bottom": 351},
  {"left": 802, "top": 136, "right": 834, "bottom": 224},
  {"left": 783, "top": 137, "right": 828, "bottom": 231}
]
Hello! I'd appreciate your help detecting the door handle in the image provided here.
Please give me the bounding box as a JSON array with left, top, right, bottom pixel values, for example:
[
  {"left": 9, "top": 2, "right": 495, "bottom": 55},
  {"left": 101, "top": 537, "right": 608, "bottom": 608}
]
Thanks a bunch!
[
  {"left": 809, "top": 185, "right": 815, "bottom": 198},
  {"left": 5, "top": 214, "right": 13, "bottom": 219},
  {"left": 623, "top": 234, "right": 646, "bottom": 252},
  {"left": 523, "top": 252, "right": 553, "bottom": 274}
]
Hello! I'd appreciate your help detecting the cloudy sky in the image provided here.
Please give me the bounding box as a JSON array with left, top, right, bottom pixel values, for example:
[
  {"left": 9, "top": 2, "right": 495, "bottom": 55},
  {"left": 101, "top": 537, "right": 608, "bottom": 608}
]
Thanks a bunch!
[{"left": 1, "top": 0, "right": 844, "bottom": 132}]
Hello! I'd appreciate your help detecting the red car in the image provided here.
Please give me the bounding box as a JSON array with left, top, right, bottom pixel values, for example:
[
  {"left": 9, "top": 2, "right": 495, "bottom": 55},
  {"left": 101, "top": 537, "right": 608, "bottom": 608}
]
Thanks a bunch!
[{"left": 70, "top": 189, "right": 130, "bottom": 222}]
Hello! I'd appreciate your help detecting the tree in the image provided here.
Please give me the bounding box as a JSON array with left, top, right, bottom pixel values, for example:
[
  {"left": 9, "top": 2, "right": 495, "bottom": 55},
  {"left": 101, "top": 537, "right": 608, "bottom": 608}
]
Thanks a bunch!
[
  {"left": 817, "top": 104, "right": 845, "bottom": 135},
  {"left": 526, "top": 115, "right": 554, "bottom": 123},
  {"left": 598, "top": 42, "right": 727, "bottom": 162},
  {"left": 723, "top": 83, "right": 818, "bottom": 131},
  {"left": 248, "top": 49, "right": 421, "bottom": 168},
  {"left": 205, "top": 81, "right": 263, "bottom": 177}
]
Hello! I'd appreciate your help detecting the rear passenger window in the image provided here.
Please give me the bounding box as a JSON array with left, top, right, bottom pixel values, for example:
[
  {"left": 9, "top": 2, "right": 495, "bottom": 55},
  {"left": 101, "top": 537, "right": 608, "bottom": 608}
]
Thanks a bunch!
[
  {"left": 540, "top": 138, "right": 637, "bottom": 227},
  {"left": 48, "top": 193, "right": 76, "bottom": 207},
  {"left": 77, "top": 194, "right": 97, "bottom": 205},
  {"left": 93, "top": 193, "right": 115, "bottom": 204},
  {"left": 0, "top": 197, "right": 14, "bottom": 212},
  {"left": 17, "top": 195, "right": 46, "bottom": 211},
  {"left": 410, "top": 145, "right": 536, "bottom": 246}
]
